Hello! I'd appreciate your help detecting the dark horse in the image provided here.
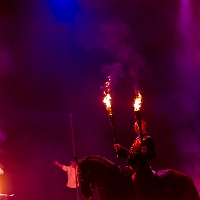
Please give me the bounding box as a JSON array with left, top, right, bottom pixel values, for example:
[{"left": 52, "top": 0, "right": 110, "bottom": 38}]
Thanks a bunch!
[{"left": 77, "top": 155, "right": 200, "bottom": 200}]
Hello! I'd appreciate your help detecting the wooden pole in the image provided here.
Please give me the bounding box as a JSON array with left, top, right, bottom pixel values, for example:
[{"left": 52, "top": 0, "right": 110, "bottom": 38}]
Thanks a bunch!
[
  {"left": 70, "top": 114, "right": 80, "bottom": 200},
  {"left": 134, "top": 110, "right": 143, "bottom": 144}
]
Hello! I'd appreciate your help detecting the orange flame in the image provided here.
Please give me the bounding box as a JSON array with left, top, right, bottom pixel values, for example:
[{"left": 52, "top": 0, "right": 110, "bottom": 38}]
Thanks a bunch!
[
  {"left": 102, "top": 77, "right": 112, "bottom": 115},
  {"left": 133, "top": 92, "right": 142, "bottom": 111},
  {"left": 103, "top": 93, "right": 112, "bottom": 114}
]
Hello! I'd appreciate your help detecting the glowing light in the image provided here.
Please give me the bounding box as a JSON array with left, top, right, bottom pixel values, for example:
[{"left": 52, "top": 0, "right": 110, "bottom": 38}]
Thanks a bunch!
[
  {"left": 0, "top": 168, "right": 4, "bottom": 175},
  {"left": 103, "top": 93, "right": 112, "bottom": 114},
  {"left": 102, "top": 76, "right": 112, "bottom": 115},
  {"left": 0, "top": 194, "right": 14, "bottom": 197},
  {"left": 133, "top": 92, "right": 142, "bottom": 111},
  {"left": 47, "top": 0, "right": 79, "bottom": 22}
]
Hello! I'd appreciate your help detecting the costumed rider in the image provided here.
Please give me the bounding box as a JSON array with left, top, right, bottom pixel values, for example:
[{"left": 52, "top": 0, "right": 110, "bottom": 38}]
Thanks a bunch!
[{"left": 114, "top": 119, "right": 156, "bottom": 181}]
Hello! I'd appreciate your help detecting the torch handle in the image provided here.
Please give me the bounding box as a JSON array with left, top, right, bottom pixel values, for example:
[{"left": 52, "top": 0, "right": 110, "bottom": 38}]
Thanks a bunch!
[
  {"left": 134, "top": 111, "right": 143, "bottom": 144},
  {"left": 137, "top": 119, "right": 143, "bottom": 144},
  {"left": 108, "top": 114, "right": 117, "bottom": 142},
  {"left": 108, "top": 114, "right": 118, "bottom": 157}
]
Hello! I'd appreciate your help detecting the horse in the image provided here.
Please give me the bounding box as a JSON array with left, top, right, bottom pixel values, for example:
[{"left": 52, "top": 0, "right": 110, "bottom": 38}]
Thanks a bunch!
[{"left": 77, "top": 155, "right": 200, "bottom": 200}]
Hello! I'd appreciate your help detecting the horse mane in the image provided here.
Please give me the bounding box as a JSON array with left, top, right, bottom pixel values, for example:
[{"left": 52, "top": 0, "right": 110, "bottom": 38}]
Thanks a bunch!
[{"left": 79, "top": 155, "right": 121, "bottom": 172}]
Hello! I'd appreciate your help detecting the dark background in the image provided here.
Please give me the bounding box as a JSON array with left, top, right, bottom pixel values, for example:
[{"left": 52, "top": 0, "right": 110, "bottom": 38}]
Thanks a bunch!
[{"left": 0, "top": 0, "right": 200, "bottom": 199}]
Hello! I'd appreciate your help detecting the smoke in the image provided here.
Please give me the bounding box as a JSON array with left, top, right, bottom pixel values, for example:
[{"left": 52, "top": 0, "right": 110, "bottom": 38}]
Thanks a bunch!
[
  {"left": 0, "top": 14, "right": 14, "bottom": 155},
  {"left": 0, "top": 43, "right": 13, "bottom": 75},
  {"left": 171, "top": 0, "right": 200, "bottom": 192},
  {"left": 178, "top": 135, "right": 200, "bottom": 193},
  {"left": 0, "top": 13, "right": 14, "bottom": 75},
  {"left": 76, "top": 16, "right": 145, "bottom": 93}
]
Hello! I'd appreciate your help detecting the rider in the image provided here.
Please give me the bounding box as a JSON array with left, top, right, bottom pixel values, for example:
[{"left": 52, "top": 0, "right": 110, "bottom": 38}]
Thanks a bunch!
[{"left": 114, "top": 119, "right": 156, "bottom": 181}]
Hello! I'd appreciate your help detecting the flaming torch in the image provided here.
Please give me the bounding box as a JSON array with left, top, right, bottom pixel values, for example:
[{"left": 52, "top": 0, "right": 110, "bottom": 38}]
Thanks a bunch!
[
  {"left": 133, "top": 91, "right": 143, "bottom": 143},
  {"left": 101, "top": 76, "right": 118, "bottom": 155}
]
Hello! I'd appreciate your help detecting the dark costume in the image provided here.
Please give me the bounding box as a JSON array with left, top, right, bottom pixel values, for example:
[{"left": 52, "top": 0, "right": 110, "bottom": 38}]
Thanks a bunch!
[{"left": 117, "top": 133, "right": 156, "bottom": 173}]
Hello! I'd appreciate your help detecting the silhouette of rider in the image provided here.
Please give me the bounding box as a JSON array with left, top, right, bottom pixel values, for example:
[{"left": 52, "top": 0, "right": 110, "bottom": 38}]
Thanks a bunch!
[{"left": 114, "top": 119, "right": 156, "bottom": 181}]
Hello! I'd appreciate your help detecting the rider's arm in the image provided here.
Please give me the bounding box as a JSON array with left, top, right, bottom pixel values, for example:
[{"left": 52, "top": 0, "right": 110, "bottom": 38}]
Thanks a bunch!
[{"left": 114, "top": 144, "right": 129, "bottom": 158}]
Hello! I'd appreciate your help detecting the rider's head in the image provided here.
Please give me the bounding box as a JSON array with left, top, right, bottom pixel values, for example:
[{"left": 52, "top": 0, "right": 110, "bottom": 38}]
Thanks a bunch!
[{"left": 134, "top": 119, "right": 147, "bottom": 135}]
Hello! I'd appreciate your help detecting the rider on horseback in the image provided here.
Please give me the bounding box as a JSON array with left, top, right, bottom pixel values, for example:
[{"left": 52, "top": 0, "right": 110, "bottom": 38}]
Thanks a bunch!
[{"left": 114, "top": 119, "right": 156, "bottom": 181}]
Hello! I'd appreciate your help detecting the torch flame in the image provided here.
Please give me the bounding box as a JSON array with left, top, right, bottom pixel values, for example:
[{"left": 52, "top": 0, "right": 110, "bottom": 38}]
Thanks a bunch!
[
  {"left": 103, "top": 93, "right": 112, "bottom": 114},
  {"left": 134, "top": 92, "right": 142, "bottom": 111},
  {"left": 102, "top": 77, "right": 112, "bottom": 115}
]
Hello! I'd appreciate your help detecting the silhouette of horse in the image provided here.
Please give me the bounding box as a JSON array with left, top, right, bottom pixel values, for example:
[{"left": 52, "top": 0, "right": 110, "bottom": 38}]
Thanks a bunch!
[{"left": 77, "top": 155, "right": 200, "bottom": 200}]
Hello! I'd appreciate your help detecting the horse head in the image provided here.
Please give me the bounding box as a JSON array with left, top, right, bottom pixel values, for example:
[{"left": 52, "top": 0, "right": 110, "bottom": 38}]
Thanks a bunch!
[
  {"left": 78, "top": 156, "right": 97, "bottom": 199},
  {"left": 77, "top": 155, "right": 122, "bottom": 199}
]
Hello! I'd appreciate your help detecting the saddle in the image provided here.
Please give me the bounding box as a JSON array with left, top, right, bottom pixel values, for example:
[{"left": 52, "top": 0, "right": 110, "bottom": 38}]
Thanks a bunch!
[{"left": 121, "top": 164, "right": 156, "bottom": 180}]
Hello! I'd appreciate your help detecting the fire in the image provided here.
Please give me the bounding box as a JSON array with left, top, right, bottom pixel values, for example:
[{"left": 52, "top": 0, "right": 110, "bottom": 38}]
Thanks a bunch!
[
  {"left": 103, "top": 93, "right": 112, "bottom": 115},
  {"left": 102, "top": 76, "right": 112, "bottom": 115},
  {"left": 133, "top": 92, "right": 142, "bottom": 111}
]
